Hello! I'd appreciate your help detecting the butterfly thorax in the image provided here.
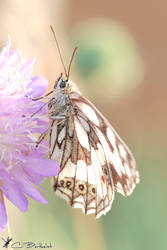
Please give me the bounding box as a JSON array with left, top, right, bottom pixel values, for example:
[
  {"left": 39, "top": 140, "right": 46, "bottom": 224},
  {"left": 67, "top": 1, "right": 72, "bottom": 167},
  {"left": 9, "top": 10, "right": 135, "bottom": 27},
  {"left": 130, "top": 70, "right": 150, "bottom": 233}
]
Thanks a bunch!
[{"left": 47, "top": 76, "right": 78, "bottom": 120}]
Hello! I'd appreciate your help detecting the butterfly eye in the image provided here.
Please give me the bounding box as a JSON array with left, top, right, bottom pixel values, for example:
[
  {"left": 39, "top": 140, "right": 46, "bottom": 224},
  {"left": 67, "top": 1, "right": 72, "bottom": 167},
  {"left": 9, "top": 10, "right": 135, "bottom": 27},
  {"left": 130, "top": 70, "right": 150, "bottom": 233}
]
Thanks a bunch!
[{"left": 59, "top": 80, "right": 67, "bottom": 89}]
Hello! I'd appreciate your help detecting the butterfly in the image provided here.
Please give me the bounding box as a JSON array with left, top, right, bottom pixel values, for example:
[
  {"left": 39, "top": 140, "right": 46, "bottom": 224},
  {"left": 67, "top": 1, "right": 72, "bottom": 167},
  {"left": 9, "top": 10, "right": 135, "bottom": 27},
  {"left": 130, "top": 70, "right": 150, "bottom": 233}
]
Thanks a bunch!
[
  {"left": 43, "top": 27, "right": 139, "bottom": 218},
  {"left": 47, "top": 78, "right": 139, "bottom": 219}
]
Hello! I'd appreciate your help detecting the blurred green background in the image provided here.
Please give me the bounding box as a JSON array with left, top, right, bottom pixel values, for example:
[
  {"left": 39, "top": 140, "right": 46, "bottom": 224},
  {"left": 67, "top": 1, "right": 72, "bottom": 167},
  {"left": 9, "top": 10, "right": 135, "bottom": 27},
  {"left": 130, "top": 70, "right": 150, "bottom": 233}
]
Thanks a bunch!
[{"left": 1, "top": 0, "right": 167, "bottom": 250}]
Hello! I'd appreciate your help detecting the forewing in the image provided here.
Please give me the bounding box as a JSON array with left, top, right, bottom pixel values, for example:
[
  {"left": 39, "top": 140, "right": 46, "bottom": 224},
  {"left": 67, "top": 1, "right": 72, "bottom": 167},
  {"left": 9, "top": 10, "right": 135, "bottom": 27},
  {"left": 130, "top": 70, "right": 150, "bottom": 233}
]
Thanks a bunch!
[{"left": 70, "top": 92, "right": 139, "bottom": 197}]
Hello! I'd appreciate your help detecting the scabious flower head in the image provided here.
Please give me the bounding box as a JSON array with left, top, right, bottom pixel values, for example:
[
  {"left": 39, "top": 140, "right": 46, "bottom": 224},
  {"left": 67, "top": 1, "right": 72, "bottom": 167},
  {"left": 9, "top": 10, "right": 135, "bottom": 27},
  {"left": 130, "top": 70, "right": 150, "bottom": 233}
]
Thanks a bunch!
[{"left": 0, "top": 38, "right": 60, "bottom": 232}]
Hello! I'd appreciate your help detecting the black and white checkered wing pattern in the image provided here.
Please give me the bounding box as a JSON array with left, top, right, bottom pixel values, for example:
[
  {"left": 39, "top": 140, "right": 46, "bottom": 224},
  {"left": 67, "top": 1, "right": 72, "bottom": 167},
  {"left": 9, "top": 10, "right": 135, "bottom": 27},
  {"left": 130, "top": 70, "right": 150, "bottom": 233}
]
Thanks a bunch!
[
  {"left": 49, "top": 92, "right": 139, "bottom": 218},
  {"left": 70, "top": 93, "right": 139, "bottom": 196},
  {"left": 50, "top": 112, "right": 114, "bottom": 218}
]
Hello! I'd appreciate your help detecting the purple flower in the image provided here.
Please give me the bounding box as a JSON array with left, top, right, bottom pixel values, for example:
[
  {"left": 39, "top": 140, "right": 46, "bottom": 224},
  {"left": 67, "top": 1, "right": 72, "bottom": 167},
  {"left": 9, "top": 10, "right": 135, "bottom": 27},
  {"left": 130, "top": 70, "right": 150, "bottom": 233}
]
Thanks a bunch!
[{"left": 0, "top": 38, "right": 60, "bottom": 232}]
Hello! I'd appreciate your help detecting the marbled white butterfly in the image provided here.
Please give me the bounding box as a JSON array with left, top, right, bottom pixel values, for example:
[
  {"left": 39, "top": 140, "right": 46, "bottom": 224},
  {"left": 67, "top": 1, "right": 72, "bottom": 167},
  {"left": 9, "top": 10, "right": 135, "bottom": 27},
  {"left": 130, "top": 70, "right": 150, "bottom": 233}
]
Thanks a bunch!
[{"left": 41, "top": 27, "right": 139, "bottom": 218}]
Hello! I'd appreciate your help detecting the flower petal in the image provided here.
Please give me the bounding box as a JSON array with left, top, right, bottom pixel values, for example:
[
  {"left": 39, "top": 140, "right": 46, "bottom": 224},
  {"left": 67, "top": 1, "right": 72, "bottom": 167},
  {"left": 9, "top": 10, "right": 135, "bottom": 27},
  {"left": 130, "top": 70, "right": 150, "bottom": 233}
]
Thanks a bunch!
[
  {"left": 0, "top": 197, "right": 7, "bottom": 232},
  {"left": 10, "top": 168, "right": 47, "bottom": 204},
  {"left": 23, "top": 169, "right": 45, "bottom": 185},
  {"left": 1, "top": 178, "right": 28, "bottom": 212},
  {"left": 23, "top": 154, "right": 60, "bottom": 177},
  {"left": 19, "top": 58, "right": 36, "bottom": 78},
  {"left": 0, "top": 162, "right": 6, "bottom": 170},
  {"left": 26, "top": 76, "right": 48, "bottom": 98},
  {"left": 0, "top": 37, "right": 11, "bottom": 64}
]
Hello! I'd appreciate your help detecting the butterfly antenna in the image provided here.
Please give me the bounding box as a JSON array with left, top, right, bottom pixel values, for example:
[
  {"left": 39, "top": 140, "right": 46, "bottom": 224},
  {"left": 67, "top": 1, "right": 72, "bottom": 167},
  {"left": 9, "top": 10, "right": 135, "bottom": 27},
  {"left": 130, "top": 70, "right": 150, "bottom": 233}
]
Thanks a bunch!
[
  {"left": 67, "top": 47, "right": 78, "bottom": 81},
  {"left": 50, "top": 25, "right": 68, "bottom": 78}
]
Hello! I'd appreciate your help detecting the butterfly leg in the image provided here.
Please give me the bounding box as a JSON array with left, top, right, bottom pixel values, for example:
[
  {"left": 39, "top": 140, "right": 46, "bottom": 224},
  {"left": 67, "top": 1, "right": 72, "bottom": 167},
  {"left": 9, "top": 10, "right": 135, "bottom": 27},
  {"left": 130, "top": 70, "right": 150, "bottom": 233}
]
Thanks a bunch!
[
  {"left": 30, "top": 90, "right": 54, "bottom": 101},
  {"left": 31, "top": 102, "right": 48, "bottom": 118},
  {"left": 35, "top": 128, "right": 49, "bottom": 147}
]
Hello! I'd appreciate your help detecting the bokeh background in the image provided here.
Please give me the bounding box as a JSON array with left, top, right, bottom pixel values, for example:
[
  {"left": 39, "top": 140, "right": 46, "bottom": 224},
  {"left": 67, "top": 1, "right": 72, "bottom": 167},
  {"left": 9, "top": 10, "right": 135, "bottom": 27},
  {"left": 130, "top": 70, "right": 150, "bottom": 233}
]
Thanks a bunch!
[{"left": 1, "top": 1, "right": 167, "bottom": 250}]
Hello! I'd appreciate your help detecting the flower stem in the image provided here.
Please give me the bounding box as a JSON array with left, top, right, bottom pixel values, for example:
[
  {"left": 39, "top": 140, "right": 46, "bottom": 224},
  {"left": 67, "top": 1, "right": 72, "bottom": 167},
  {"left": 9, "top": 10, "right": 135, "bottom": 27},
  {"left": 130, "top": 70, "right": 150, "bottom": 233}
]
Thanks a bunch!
[{"left": 0, "top": 190, "right": 12, "bottom": 250}]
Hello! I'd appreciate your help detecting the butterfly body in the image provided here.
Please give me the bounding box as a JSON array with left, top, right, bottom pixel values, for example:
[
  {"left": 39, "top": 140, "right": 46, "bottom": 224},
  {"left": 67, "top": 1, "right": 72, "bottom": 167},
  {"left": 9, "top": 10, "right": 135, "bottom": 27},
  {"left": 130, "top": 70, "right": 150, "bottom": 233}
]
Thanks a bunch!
[{"left": 48, "top": 75, "right": 139, "bottom": 218}]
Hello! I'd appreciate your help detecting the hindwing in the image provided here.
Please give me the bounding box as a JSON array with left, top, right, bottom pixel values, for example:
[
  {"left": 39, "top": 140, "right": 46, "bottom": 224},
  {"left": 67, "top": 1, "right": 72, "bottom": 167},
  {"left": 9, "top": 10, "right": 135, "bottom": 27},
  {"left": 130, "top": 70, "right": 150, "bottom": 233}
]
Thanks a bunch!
[{"left": 49, "top": 92, "right": 139, "bottom": 218}]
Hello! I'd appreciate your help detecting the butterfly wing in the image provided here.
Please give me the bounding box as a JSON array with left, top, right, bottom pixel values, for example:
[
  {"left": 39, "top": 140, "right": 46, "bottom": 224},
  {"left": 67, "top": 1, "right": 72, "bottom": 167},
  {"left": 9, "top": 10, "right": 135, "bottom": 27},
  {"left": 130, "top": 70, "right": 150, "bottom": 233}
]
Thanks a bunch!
[
  {"left": 69, "top": 92, "right": 139, "bottom": 197},
  {"left": 50, "top": 110, "right": 115, "bottom": 218},
  {"left": 49, "top": 91, "right": 139, "bottom": 218}
]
